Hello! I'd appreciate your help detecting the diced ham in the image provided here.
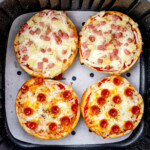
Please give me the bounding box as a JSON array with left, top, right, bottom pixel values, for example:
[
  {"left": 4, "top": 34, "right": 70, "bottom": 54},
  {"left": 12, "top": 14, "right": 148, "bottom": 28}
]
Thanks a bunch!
[
  {"left": 21, "top": 47, "right": 27, "bottom": 53},
  {"left": 40, "top": 48, "right": 46, "bottom": 53},
  {"left": 83, "top": 49, "right": 91, "bottom": 57},
  {"left": 40, "top": 35, "right": 50, "bottom": 41},
  {"left": 97, "top": 45, "right": 106, "bottom": 50},
  {"left": 52, "top": 32, "right": 57, "bottom": 37},
  {"left": 29, "top": 30, "right": 34, "bottom": 35},
  {"left": 45, "top": 27, "right": 51, "bottom": 35},
  {"left": 100, "top": 21, "right": 106, "bottom": 25},
  {"left": 124, "top": 49, "right": 131, "bottom": 55},
  {"left": 113, "top": 49, "right": 118, "bottom": 55},
  {"left": 124, "top": 43, "right": 129, "bottom": 46},
  {"left": 63, "top": 33, "right": 69, "bottom": 39},
  {"left": 82, "top": 42, "right": 87, "bottom": 48},
  {"left": 105, "top": 30, "right": 112, "bottom": 34},
  {"left": 39, "top": 11, "right": 45, "bottom": 17},
  {"left": 19, "top": 23, "right": 28, "bottom": 34},
  {"left": 52, "top": 17, "right": 58, "bottom": 20},
  {"left": 56, "top": 57, "right": 61, "bottom": 61},
  {"left": 111, "top": 24, "right": 116, "bottom": 30},
  {"left": 62, "top": 50, "right": 67, "bottom": 55},
  {"left": 97, "top": 58, "right": 103, "bottom": 64},
  {"left": 112, "top": 15, "right": 119, "bottom": 21},
  {"left": 127, "top": 38, "right": 133, "bottom": 43},
  {"left": 28, "top": 41, "right": 33, "bottom": 46},
  {"left": 93, "top": 29, "right": 102, "bottom": 35},
  {"left": 89, "top": 35, "right": 95, "bottom": 42},
  {"left": 88, "top": 24, "right": 95, "bottom": 29},
  {"left": 22, "top": 55, "right": 29, "bottom": 61},
  {"left": 116, "top": 25, "right": 121, "bottom": 30},
  {"left": 115, "top": 40, "right": 122, "bottom": 47},
  {"left": 70, "top": 32, "right": 75, "bottom": 38},
  {"left": 35, "top": 28, "right": 41, "bottom": 34},
  {"left": 113, "top": 32, "right": 123, "bottom": 38},
  {"left": 55, "top": 36, "right": 62, "bottom": 45},
  {"left": 108, "top": 53, "right": 114, "bottom": 61},
  {"left": 38, "top": 62, "right": 43, "bottom": 69},
  {"left": 105, "top": 65, "right": 111, "bottom": 70},
  {"left": 58, "top": 30, "right": 63, "bottom": 37},
  {"left": 122, "top": 27, "right": 127, "bottom": 32},
  {"left": 48, "top": 63, "right": 55, "bottom": 68},
  {"left": 43, "top": 58, "right": 48, "bottom": 62},
  {"left": 48, "top": 48, "right": 51, "bottom": 52},
  {"left": 40, "top": 22, "right": 45, "bottom": 27}
]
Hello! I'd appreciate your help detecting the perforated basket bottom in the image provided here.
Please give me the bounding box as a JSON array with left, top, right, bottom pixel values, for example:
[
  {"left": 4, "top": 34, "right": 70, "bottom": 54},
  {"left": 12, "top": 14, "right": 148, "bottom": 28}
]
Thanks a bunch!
[{"left": 5, "top": 11, "right": 140, "bottom": 145}]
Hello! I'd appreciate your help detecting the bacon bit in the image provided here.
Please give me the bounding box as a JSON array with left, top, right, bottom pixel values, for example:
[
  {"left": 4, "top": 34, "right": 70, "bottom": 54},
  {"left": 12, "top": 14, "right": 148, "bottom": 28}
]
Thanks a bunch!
[
  {"left": 97, "top": 58, "right": 103, "bottom": 64},
  {"left": 83, "top": 49, "right": 91, "bottom": 57},
  {"left": 40, "top": 21, "right": 45, "bottom": 27},
  {"left": 48, "top": 63, "right": 55, "bottom": 68},
  {"left": 104, "top": 65, "right": 112, "bottom": 70},
  {"left": 43, "top": 58, "right": 48, "bottom": 62},
  {"left": 22, "top": 55, "right": 29, "bottom": 61},
  {"left": 35, "top": 28, "right": 41, "bottom": 34},
  {"left": 124, "top": 49, "right": 131, "bottom": 55},
  {"left": 62, "top": 50, "right": 67, "bottom": 55},
  {"left": 40, "top": 35, "right": 50, "bottom": 41},
  {"left": 89, "top": 35, "right": 95, "bottom": 42},
  {"left": 55, "top": 36, "right": 62, "bottom": 45},
  {"left": 54, "top": 73, "right": 63, "bottom": 80},
  {"left": 29, "top": 30, "right": 34, "bottom": 35},
  {"left": 115, "top": 40, "right": 122, "bottom": 47},
  {"left": 21, "top": 47, "right": 27, "bottom": 53},
  {"left": 82, "top": 41, "right": 88, "bottom": 48},
  {"left": 40, "top": 48, "right": 46, "bottom": 53},
  {"left": 38, "top": 62, "right": 43, "bottom": 69},
  {"left": 127, "top": 38, "right": 133, "bottom": 43},
  {"left": 47, "top": 48, "right": 51, "bottom": 52}
]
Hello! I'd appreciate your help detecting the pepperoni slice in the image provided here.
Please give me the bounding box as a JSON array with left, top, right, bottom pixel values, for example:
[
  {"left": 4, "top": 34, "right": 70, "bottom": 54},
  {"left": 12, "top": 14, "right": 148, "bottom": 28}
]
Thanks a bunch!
[
  {"left": 91, "top": 105, "right": 100, "bottom": 115},
  {"left": 131, "top": 106, "right": 140, "bottom": 115},
  {"left": 124, "top": 121, "right": 133, "bottom": 130},
  {"left": 61, "top": 116, "right": 70, "bottom": 126},
  {"left": 113, "top": 95, "right": 121, "bottom": 104},
  {"left": 37, "top": 93, "right": 46, "bottom": 102},
  {"left": 21, "top": 85, "right": 29, "bottom": 92},
  {"left": 51, "top": 105, "right": 60, "bottom": 114},
  {"left": 113, "top": 77, "right": 121, "bottom": 85},
  {"left": 35, "top": 77, "right": 44, "bottom": 85},
  {"left": 54, "top": 73, "right": 63, "bottom": 80},
  {"left": 101, "top": 89, "right": 110, "bottom": 98},
  {"left": 71, "top": 104, "right": 78, "bottom": 112},
  {"left": 25, "top": 121, "right": 37, "bottom": 130},
  {"left": 63, "top": 90, "right": 71, "bottom": 99},
  {"left": 100, "top": 119, "right": 108, "bottom": 128},
  {"left": 109, "top": 108, "right": 118, "bottom": 117},
  {"left": 125, "top": 88, "right": 133, "bottom": 96},
  {"left": 111, "top": 125, "right": 120, "bottom": 133},
  {"left": 57, "top": 83, "right": 65, "bottom": 90},
  {"left": 24, "top": 107, "right": 32, "bottom": 116},
  {"left": 49, "top": 123, "right": 57, "bottom": 131},
  {"left": 97, "top": 97, "right": 106, "bottom": 106}
]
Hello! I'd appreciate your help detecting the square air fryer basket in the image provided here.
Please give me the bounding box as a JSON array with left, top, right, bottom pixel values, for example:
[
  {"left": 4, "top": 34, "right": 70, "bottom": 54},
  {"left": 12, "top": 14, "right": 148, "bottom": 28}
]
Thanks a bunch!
[{"left": 0, "top": 0, "right": 150, "bottom": 149}]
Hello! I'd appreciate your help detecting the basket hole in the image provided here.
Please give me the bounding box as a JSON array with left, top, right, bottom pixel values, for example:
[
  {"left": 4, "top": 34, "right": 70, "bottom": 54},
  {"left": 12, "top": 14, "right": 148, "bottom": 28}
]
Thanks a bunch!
[
  {"left": 126, "top": 72, "right": 131, "bottom": 77},
  {"left": 17, "top": 71, "right": 22, "bottom": 75},
  {"left": 89, "top": 129, "right": 92, "bottom": 132},
  {"left": 71, "top": 131, "right": 76, "bottom": 135},
  {"left": 72, "top": 76, "right": 76, "bottom": 81},
  {"left": 82, "top": 22, "right": 85, "bottom": 26},
  {"left": 90, "top": 73, "right": 94, "bottom": 77}
]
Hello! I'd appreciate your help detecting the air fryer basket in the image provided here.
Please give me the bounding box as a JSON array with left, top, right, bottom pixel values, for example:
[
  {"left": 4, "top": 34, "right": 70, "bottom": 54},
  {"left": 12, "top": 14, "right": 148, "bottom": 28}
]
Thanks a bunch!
[{"left": 0, "top": 0, "right": 150, "bottom": 149}]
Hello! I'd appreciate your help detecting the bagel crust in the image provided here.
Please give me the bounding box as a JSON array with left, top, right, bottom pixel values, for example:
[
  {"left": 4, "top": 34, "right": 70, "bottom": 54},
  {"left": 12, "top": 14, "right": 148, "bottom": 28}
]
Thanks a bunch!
[
  {"left": 79, "top": 11, "right": 143, "bottom": 75},
  {"left": 15, "top": 78, "right": 80, "bottom": 139},
  {"left": 81, "top": 76, "right": 144, "bottom": 138},
  {"left": 14, "top": 10, "right": 78, "bottom": 78}
]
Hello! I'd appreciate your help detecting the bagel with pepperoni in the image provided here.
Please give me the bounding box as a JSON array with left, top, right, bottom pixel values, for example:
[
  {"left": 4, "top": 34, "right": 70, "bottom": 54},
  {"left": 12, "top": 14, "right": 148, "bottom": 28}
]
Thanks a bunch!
[
  {"left": 14, "top": 10, "right": 78, "bottom": 78},
  {"left": 15, "top": 78, "right": 80, "bottom": 139},
  {"left": 81, "top": 76, "right": 144, "bottom": 138},
  {"left": 79, "top": 11, "right": 143, "bottom": 75}
]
